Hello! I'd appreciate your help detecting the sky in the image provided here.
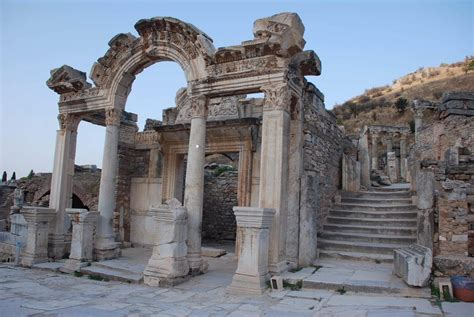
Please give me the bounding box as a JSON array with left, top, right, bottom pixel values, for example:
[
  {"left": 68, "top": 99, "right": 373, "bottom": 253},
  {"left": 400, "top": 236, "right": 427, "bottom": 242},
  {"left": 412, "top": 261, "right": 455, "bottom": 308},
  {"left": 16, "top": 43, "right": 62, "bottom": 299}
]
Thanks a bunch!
[{"left": 1, "top": 0, "right": 472, "bottom": 178}]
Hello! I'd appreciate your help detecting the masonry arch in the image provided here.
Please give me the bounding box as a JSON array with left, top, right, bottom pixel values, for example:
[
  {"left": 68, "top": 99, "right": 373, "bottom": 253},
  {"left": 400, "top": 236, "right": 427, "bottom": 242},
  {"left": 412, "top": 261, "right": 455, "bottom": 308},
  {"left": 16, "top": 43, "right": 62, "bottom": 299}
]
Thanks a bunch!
[{"left": 89, "top": 17, "right": 215, "bottom": 111}]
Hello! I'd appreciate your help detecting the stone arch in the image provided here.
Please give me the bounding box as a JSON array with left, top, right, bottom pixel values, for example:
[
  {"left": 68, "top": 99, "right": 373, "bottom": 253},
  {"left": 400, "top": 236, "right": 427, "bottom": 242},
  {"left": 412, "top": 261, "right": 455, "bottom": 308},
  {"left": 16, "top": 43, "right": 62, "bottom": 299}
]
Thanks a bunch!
[{"left": 89, "top": 17, "right": 215, "bottom": 111}]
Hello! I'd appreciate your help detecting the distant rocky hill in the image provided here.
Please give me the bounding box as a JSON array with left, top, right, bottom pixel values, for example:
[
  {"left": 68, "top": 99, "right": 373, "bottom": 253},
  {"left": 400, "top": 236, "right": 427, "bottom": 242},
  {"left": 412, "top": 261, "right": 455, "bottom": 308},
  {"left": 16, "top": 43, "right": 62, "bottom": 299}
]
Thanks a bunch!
[{"left": 332, "top": 57, "right": 474, "bottom": 134}]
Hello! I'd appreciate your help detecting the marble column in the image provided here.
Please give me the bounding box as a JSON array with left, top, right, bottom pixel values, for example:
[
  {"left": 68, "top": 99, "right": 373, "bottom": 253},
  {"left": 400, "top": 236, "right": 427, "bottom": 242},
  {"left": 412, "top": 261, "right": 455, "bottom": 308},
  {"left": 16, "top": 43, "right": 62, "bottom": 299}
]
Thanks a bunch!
[
  {"left": 21, "top": 207, "right": 56, "bottom": 267},
  {"left": 184, "top": 95, "right": 208, "bottom": 274},
  {"left": 95, "top": 108, "right": 121, "bottom": 260},
  {"left": 358, "top": 129, "right": 370, "bottom": 188},
  {"left": 414, "top": 108, "right": 423, "bottom": 142},
  {"left": 385, "top": 134, "right": 393, "bottom": 153},
  {"left": 371, "top": 133, "right": 379, "bottom": 170},
  {"left": 227, "top": 207, "right": 275, "bottom": 295},
  {"left": 48, "top": 113, "right": 80, "bottom": 259},
  {"left": 400, "top": 134, "right": 407, "bottom": 182},
  {"left": 259, "top": 84, "right": 290, "bottom": 274},
  {"left": 62, "top": 209, "right": 98, "bottom": 273}
]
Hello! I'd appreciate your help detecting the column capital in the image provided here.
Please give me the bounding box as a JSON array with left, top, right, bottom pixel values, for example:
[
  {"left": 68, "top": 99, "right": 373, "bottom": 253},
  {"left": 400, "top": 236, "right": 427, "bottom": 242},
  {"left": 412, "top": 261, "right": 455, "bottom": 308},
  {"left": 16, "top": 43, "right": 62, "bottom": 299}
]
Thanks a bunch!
[
  {"left": 57, "top": 113, "right": 81, "bottom": 131},
  {"left": 190, "top": 95, "right": 208, "bottom": 119},
  {"left": 105, "top": 108, "right": 122, "bottom": 126},
  {"left": 261, "top": 83, "right": 292, "bottom": 112}
]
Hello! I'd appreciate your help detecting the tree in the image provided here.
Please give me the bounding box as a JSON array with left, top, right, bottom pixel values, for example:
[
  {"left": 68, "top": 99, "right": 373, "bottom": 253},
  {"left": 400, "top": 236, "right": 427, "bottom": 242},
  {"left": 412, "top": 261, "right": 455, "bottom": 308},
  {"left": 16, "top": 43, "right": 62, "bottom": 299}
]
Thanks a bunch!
[
  {"left": 1, "top": 171, "right": 6, "bottom": 183},
  {"left": 11, "top": 172, "right": 16, "bottom": 181},
  {"left": 27, "top": 170, "right": 35, "bottom": 179},
  {"left": 395, "top": 97, "right": 408, "bottom": 113}
]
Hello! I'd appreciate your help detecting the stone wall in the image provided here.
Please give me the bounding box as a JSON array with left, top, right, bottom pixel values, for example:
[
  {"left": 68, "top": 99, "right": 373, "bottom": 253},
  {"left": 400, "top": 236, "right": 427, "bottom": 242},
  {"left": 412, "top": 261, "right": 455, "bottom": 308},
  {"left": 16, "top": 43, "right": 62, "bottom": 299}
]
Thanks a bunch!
[
  {"left": 409, "top": 92, "right": 474, "bottom": 277},
  {"left": 302, "top": 84, "right": 349, "bottom": 232},
  {"left": 202, "top": 171, "right": 238, "bottom": 241}
]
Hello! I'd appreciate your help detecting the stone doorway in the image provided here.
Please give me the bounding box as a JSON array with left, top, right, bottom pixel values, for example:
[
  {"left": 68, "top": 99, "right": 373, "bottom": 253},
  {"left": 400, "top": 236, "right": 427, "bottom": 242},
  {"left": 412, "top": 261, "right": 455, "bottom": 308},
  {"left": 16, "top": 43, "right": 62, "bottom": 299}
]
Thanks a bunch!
[{"left": 202, "top": 153, "right": 239, "bottom": 255}]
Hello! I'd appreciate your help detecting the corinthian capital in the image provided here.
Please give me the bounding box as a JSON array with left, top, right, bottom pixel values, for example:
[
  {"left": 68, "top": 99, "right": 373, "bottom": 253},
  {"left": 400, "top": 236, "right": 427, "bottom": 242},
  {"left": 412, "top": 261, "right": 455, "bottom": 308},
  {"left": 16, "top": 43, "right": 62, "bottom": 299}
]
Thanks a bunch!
[
  {"left": 105, "top": 108, "right": 122, "bottom": 126},
  {"left": 261, "top": 83, "right": 291, "bottom": 112},
  {"left": 190, "top": 95, "right": 208, "bottom": 118},
  {"left": 57, "top": 113, "right": 81, "bottom": 131}
]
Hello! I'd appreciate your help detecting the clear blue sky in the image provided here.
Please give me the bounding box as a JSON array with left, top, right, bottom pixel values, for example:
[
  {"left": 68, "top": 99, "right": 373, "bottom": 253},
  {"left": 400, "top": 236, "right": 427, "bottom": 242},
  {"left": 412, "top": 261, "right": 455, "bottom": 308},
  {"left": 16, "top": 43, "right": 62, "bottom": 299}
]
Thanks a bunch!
[{"left": 1, "top": 0, "right": 472, "bottom": 178}]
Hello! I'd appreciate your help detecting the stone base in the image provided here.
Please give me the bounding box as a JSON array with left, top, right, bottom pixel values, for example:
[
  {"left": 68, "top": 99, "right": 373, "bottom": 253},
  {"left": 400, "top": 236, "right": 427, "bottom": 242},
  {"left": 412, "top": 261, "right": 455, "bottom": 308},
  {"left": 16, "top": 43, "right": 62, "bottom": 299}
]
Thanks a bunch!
[
  {"left": 60, "top": 258, "right": 88, "bottom": 273},
  {"left": 269, "top": 260, "right": 289, "bottom": 275},
  {"left": 48, "top": 234, "right": 71, "bottom": 260},
  {"left": 394, "top": 244, "right": 432, "bottom": 287},
  {"left": 95, "top": 245, "right": 121, "bottom": 261},
  {"left": 21, "top": 253, "right": 47, "bottom": 267},
  {"left": 189, "top": 260, "right": 209, "bottom": 276},
  {"left": 143, "top": 274, "right": 190, "bottom": 287},
  {"left": 227, "top": 272, "right": 269, "bottom": 295}
]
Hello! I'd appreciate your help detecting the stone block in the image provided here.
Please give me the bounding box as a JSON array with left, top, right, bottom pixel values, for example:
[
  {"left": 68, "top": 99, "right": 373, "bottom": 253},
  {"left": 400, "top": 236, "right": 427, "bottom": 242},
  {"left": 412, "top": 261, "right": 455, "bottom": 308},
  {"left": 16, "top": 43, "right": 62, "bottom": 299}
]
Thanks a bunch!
[{"left": 394, "top": 244, "right": 432, "bottom": 287}]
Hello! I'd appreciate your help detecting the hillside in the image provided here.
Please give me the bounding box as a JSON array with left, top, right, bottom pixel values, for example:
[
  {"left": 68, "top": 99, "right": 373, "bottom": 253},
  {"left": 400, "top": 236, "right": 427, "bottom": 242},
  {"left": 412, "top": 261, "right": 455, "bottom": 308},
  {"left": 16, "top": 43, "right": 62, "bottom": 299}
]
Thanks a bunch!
[{"left": 332, "top": 58, "right": 474, "bottom": 134}]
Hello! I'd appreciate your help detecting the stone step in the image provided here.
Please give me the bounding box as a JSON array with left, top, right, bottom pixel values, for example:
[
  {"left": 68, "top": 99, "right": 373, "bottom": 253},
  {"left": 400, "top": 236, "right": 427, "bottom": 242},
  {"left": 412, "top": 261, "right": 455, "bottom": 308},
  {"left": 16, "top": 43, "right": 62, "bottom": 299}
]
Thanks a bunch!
[
  {"left": 330, "top": 209, "right": 417, "bottom": 219},
  {"left": 323, "top": 224, "right": 417, "bottom": 236},
  {"left": 341, "top": 197, "right": 413, "bottom": 205},
  {"left": 319, "top": 231, "right": 416, "bottom": 244},
  {"left": 318, "top": 250, "right": 394, "bottom": 263},
  {"left": 326, "top": 216, "right": 417, "bottom": 227},
  {"left": 80, "top": 265, "right": 143, "bottom": 284},
  {"left": 371, "top": 187, "right": 410, "bottom": 192},
  {"left": 334, "top": 203, "right": 417, "bottom": 211},
  {"left": 343, "top": 191, "right": 411, "bottom": 199},
  {"left": 92, "top": 259, "right": 146, "bottom": 275},
  {"left": 318, "top": 239, "right": 407, "bottom": 255}
]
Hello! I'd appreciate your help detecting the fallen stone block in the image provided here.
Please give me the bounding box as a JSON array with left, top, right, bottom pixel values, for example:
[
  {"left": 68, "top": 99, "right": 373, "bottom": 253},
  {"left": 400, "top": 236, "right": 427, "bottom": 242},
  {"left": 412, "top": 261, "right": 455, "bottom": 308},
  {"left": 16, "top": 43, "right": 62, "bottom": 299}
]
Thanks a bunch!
[
  {"left": 394, "top": 244, "right": 432, "bottom": 287},
  {"left": 201, "top": 247, "right": 226, "bottom": 258}
]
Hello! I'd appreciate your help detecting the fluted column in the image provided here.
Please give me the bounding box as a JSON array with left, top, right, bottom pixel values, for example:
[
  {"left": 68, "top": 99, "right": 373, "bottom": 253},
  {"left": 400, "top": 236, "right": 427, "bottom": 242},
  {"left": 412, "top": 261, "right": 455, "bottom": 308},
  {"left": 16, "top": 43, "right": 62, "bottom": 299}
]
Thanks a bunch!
[
  {"left": 48, "top": 113, "right": 80, "bottom": 259},
  {"left": 184, "top": 95, "right": 208, "bottom": 274},
  {"left": 371, "top": 133, "right": 379, "bottom": 170},
  {"left": 95, "top": 108, "right": 121, "bottom": 260},
  {"left": 259, "top": 83, "right": 290, "bottom": 274},
  {"left": 385, "top": 133, "right": 393, "bottom": 153}
]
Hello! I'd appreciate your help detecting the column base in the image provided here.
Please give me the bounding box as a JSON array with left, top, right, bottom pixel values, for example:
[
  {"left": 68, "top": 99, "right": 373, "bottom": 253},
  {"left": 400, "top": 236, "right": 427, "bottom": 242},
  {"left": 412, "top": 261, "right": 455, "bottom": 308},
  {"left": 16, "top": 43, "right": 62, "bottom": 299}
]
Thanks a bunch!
[
  {"left": 227, "top": 272, "right": 270, "bottom": 295},
  {"left": 60, "top": 258, "right": 90, "bottom": 274},
  {"left": 21, "top": 253, "right": 47, "bottom": 267},
  {"left": 94, "top": 235, "right": 121, "bottom": 261},
  {"left": 48, "top": 233, "right": 71, "bottom": 260},
  {"left": 188, "top": 259, "right": 208, "bottom": 276},
  {"left": 269, "top": 260, "right": 289, "bottom": 275},
  {"left": 144, "top": 274, "right": 190, "bottom": 287}
]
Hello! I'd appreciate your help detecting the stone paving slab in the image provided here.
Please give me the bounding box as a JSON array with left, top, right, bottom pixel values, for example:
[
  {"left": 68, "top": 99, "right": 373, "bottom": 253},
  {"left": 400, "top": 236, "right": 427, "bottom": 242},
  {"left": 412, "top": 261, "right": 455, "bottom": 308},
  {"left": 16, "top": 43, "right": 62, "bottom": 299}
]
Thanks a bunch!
[
  {"left": 442, "top": 302, "right": 474, "bottom": 317},
  {"left": 0, "top": 264, "right": 445, "bottom": 316}
]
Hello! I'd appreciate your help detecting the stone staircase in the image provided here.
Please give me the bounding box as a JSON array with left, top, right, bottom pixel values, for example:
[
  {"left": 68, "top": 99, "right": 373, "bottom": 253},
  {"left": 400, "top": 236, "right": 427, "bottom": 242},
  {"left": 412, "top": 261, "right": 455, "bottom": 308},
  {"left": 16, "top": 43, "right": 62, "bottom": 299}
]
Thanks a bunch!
[{"left": 319, "top": 186, "right": 417, "bottom": 263}]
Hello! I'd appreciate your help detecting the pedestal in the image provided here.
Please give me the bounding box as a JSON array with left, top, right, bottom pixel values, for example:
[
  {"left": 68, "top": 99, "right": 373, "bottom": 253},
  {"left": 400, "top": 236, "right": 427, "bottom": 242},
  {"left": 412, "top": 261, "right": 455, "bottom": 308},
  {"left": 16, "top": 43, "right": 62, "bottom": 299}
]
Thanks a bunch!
[
  {"left": 227, "top": 207, "right": 275, "bottom": 295},
  {"left": 21, "top": 207, "right": 56, "bottom": 267},
  {"left": 144, "top": 199, "right": 190, "bottom": 287},
  {"left": 62, "top": 209, "right": 98, "bottom": 273}
]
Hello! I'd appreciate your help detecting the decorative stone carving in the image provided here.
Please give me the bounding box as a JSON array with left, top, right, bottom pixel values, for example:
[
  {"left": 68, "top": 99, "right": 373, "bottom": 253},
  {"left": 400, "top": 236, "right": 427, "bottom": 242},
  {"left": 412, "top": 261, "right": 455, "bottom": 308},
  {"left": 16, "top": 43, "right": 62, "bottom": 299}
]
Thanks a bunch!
[
  {"left": 57, "top": 113, "right": 81, "bottom": 131},
  {"left": 144, "top": 199, "right": 190, "bottom": 287},
  {"left": 47, "top": 65, "right": 92, "bottom": 94},
  {"left": 105, "top": 108, "right": 122, "bottom": 126},
  {"left": 261, "top": 83, "right": 291, "bottom": 112},
  {"left": 394, "top": 244, "right": 432, "bottom": 287},
  {"left": 20, "top": 207, "right": 56, "bottom": 267},
  {"left": 253, "top": 12, "right": 305, "bottom": 56},
  {"left": 228, "top": 207, "right": 275, "bottom": 295},
  {"left": 61, "top": 209, "right": 99, "bottom": 273}
]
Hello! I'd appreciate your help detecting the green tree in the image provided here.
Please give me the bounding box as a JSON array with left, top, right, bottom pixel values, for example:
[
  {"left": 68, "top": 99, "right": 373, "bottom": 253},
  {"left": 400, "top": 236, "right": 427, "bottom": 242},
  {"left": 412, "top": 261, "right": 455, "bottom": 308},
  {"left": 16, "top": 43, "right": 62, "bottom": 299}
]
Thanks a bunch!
[
  {"left": 11, "top": 172, "right": 16, "bottom": 181},
  {"left": 27, "top": 169, "right": 35, "bottom": 179},
  {"left": 395, "top": 97, "right": 408, "bottom": 113},
  {"left": 1, "top": 171, "right": 6, "bottom": 183}
]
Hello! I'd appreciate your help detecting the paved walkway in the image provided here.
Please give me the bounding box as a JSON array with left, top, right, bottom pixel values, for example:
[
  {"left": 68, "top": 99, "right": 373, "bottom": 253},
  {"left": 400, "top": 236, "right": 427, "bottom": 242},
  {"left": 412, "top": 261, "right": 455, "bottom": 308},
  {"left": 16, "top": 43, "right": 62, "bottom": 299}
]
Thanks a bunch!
[{"left": 3, "top": 261, "right": 470, "bottom": 317}]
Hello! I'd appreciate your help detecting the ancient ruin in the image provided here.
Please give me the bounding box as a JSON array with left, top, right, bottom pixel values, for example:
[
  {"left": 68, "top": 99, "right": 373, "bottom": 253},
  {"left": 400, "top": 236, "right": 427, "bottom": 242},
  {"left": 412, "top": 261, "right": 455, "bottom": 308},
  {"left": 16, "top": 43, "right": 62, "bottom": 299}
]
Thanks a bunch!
[{"left": 0, "top": 12, "right": 472, "bottom": 300}]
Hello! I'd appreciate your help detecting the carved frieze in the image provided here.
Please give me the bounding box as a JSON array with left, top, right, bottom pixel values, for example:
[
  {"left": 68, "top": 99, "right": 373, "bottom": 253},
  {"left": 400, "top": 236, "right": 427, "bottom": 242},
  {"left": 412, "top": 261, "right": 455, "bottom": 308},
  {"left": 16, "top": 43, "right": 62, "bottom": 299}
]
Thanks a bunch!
[
  {"left": 135, "top": 131, "right": 160, "bottom": 146},
  {"left": 47, "top": 65, "right": 92, "bottom": 95}
]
